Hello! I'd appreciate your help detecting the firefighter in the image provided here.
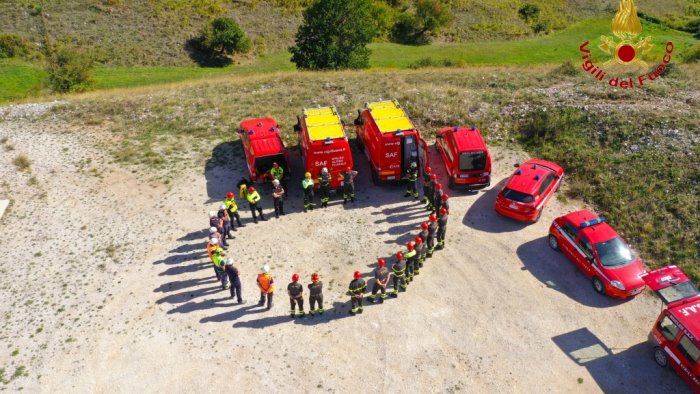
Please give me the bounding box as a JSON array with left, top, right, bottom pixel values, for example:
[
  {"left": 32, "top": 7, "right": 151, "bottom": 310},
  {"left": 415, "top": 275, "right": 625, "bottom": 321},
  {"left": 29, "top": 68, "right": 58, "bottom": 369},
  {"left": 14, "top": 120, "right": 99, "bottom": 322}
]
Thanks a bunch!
[
  {"left": 308, "top": 273, "right": 324, "bottom": 316},
  {"left": 368, "top": 258, "right": 390, "bottom": 303},
  {"left": 348, "top": 271, "right": 366, "bottom": 315},
  {"left": 224, "top": 258, "right": 245, "bottom": 304},
  {"left": 417, "top": 222, "right": 429, "bottom": 266},
  {"left": 432, "top": 183, "right": 444, "bottom": 214},
  {"left": 438, "top": 193, "right": 450, "bottom": 219},
  {"left": 422, "top": 166, "right": 433, "bottom": 206},
  {"left": 246, "top": 186, "right": 267, "bottom": 223},
  {"left": 339, "top": 167, "right": 358, "bottom": 204},
  {"left": 404, "top": 161, "right": 419, "bottom": 199},
  {"left": 318, "top": 167, "right": 331, "bottom": 208},
  {"left": 207, "top": 238, "right": 229, "bottom": 290},
  {"left": 209, "top": 211, "right": 228, "bottom": 248},
  {"left": 427, "top": 214, "right": 438, "bottom": 258},
  {"left": 425, "top": 173, "right": 437, "bottom": 211},
  {"left": 224, "top": 192, "right": 245, "bottom": 230},
  {"left": 436, "top": 207, "right": 449, "bottom": 250},
  {"left": 404, "top": 241, "right": 418, "bottom": 281},
  {"left": 390, "top": 252, "right": 407, "bottom": 297},
  {"left": 288, "top": 273, "right": 305, "bottom": 317},
  {"left": 414, "top": 236, "right": 426, "bottom": 270},
  {"left": 271, "top": 179, "right": 285, "bottom": 218},
  {"left": 302, "top": 172, "right": 315, "bottom": 212},
  {"left": 270, "top": 162, "right": 287, "bottom": 199},
  {"left": 257, "top": 265, "right": 274, "bottom": 309}
]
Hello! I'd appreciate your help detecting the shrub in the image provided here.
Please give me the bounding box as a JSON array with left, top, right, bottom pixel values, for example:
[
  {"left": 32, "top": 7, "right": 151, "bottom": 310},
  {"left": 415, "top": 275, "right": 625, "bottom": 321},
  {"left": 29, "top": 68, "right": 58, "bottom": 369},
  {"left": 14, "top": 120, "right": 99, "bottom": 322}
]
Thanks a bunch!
[
  {"left": 549, "top": 60, "right": 578, "bottom": 77},
  {"left": 0, "top": 33, "right": 34, "bottom": 59},
  {"left": 13, "top": 154, "right": 32, "bottom": 172},
  {"left": 201, "top": 17, "right": 251, "bottom": 56},
  {"left": 392, "top": 0, "right": 453, "bottom": 45},
  {"left": 290, "top": 0, "right": 378, "bottom": 70},
  {"left": 408, "top": 57, "right": 461, "bottom": 69},
  {"left": 683, "top": 44, "right": 700, "bottom": 63},
  {"left": 45, "top": 44, "right": 94, "bottom": 93},
  {"left": 518, "top": 4, "right": 540, "bottom": 24},
  {"left": 686, "top": 19, "right": 700, "bottom": 39}
]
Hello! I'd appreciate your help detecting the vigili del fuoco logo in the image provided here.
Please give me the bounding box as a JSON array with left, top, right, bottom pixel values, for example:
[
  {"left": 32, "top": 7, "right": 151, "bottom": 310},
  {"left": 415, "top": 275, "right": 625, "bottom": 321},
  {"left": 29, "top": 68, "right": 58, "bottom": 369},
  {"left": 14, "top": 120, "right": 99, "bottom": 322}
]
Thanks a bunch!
[{"left": 579, "top": 0, "right": 674, "bottom": 88}]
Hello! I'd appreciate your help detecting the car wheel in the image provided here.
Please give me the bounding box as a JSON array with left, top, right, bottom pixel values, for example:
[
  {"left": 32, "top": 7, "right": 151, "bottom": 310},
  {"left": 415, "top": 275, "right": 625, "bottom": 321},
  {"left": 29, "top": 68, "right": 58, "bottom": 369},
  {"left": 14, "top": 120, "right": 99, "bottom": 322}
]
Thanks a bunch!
[
  {"left": 548, "top": 234, "right": 559, "bottom": 251},
  {"left": 654, "top": 347, "right": 669, "bottom": 368},
  {"left": 592, "top": 277, "right": 606, "bottom": 295}
]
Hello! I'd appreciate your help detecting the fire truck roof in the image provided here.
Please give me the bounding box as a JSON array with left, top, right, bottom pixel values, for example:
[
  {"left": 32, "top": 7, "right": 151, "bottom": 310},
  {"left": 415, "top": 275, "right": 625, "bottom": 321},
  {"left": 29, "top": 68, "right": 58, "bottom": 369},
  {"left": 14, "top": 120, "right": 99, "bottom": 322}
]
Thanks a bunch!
[
  {"left": 366, "top": 100, "right": 415, "bottom": 134},
  {"left": 303, "top": 107, "right": 346, "bottom": 142}
]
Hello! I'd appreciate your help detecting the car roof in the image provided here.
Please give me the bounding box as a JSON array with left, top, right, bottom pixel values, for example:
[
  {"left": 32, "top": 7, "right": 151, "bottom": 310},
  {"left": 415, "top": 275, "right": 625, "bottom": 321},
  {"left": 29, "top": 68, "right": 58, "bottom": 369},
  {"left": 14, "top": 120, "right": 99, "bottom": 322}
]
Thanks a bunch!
[
  {"left": 669, "top": 302, "right": 700, "bottom": 341},
  {"left": 303, "top": 106, "right": 346, "bottom": 142},
  {"left": 365, "top": 100, "right": 415, "bottom": 134},
  {"left": 506, "top": 159, "right": 561, "bottom": 196},
  {"left": 240, "top": 117, "right": 279, "bottom": 141},
  {"left": 442, "top": 126, "right": 487, "bottom": 152},
  {"left": 561, "top": 210, "right": 618, "bottom": 244}
]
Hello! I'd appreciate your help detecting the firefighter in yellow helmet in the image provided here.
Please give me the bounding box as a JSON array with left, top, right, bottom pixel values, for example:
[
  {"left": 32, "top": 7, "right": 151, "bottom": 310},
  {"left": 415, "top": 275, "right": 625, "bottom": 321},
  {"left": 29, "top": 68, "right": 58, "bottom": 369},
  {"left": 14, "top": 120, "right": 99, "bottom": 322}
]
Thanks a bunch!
[{"left": 302, "top": 172, "right": 315, "bottom": 212}]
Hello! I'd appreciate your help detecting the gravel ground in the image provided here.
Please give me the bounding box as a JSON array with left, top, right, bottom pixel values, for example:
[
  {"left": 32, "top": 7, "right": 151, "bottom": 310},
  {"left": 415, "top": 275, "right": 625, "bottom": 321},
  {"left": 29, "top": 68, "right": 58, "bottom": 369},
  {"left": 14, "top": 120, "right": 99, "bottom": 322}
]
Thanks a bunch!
[{"left": 0, "top": 104, "right": 691, "bottom": 393}]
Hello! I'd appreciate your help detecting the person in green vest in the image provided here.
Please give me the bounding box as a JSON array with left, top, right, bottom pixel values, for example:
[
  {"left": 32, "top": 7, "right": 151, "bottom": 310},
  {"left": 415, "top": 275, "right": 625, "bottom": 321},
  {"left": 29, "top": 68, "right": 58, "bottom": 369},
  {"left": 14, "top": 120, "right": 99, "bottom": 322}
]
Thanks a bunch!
[
  {"left": 270, "top": 162, "right": 287, "bottom": 200},
  {"left": 246, "top": 186, "right": 267, "bottom": 223},
  {"left": 224, "top": 192, "right": 245, "bottom": 230},
  {"left": 302, "top": 172, "right": 315, "bottom": 212},
  {"left": 404, "top": 161, "right": 419, "bottom": 199}
]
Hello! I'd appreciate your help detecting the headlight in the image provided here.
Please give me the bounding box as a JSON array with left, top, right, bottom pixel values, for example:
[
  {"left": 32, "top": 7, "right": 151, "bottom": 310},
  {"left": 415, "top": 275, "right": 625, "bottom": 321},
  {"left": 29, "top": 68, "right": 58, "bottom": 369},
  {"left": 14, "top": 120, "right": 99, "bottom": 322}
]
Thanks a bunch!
[{"left": 610, "top": 280, "right": 625, "bottom": 290}]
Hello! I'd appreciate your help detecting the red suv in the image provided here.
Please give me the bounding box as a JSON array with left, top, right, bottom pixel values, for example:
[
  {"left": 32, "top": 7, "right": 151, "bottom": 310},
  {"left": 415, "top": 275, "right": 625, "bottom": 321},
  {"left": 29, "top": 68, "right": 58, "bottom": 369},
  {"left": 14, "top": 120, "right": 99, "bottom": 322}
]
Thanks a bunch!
[
  {"left": 436, "top": 126, "right": 491, "bottom": 190},
  {"left": 495, "top": 159, "right": 563, "bottom": 222},
  {"left": 548, "top": 210, "right": 646, "bottom": 298}
]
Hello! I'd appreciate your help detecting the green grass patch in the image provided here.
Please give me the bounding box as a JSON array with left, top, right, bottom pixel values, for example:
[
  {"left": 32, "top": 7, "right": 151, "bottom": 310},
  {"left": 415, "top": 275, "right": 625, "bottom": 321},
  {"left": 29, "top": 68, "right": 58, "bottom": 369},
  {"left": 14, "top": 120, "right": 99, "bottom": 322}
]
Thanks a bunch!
[{"left": 0, "top": 59, "right": 45, "bottom": 102}]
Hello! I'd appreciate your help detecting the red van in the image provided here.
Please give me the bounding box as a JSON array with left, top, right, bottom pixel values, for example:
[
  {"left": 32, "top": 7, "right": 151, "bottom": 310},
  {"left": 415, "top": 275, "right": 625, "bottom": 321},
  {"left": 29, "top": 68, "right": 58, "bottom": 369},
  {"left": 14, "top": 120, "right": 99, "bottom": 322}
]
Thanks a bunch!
[
  {"left": 354, "top": 100, "right": 429, "bottom": 184},
  {"left": 643, "top": 265, "right": 700, "bottom": 392},
  {"left": 436, "top": 126, "right": 491, "bottom": 190},
  {"left": 238, "top": 117, "right": 290, "bottom": 183},
  {"left": 295, "top": 106, "right": 353, "bottom": 189}
]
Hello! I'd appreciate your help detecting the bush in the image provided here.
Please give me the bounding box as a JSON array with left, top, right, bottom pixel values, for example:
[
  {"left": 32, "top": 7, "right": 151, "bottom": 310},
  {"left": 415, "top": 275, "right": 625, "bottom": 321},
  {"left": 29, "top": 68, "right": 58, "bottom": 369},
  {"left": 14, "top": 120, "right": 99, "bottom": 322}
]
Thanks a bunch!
[
  {"left": 392, "top": 0, "right": 453, "bottom": 45},
  {"left": 686, "top": 19, "right": 700, "bottom": 39},
  {"left": 45, "top": 44, "right": 94, "bottom": 93},
  {"left": 408, "top": 56, "right": 461, "bottom": 69},
  {"left": 201, "top": 17, "right": 251, "bottom": 56},
  {"left": 683, "top": 44, "right": 700, "bottom": 63},
  {"left": 549, "top": 60, "right": 578, "bottom": 77},
  {"left": 290, "top": 0, "right": 378, "bottom": 70},
  {"left": 0, "top": 33, "right": 34, "bottom": 59},
  {"left": 518, "top": 4, "right": 540, "bottom": 24}
]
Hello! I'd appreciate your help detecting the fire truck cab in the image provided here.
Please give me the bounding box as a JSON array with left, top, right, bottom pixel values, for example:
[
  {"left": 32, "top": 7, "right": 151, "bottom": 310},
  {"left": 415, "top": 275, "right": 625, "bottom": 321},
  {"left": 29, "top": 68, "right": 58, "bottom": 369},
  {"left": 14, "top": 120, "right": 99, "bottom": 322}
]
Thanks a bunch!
[
  {"left": 643, "top": 265, "right": 700, "bottom": 391},
  {"left": 238, "top": 117, "right": 290, "bottom": 183},
  {"left": 354, "top": 100, "right": 429, "bottom": 184},
  {"left": 295, "top": 106, "right": 353, "bottom": 189}
]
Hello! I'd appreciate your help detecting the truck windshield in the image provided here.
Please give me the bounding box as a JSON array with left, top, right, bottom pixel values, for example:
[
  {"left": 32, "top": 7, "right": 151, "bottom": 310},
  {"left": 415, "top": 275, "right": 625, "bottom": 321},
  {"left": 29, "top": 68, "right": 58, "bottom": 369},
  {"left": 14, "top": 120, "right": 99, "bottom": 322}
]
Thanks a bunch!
[
  {"left": 459, "top": 151, "right": 487, "bottom": 171},
  {"left": 657, "top": 281, "right": 700, "bottom": 304},
  {"left": 595, "top": 237, "right": 634, "bottom": 267},
  {"left": 502, "top": 188, "right": 534, "bottom": 203}
]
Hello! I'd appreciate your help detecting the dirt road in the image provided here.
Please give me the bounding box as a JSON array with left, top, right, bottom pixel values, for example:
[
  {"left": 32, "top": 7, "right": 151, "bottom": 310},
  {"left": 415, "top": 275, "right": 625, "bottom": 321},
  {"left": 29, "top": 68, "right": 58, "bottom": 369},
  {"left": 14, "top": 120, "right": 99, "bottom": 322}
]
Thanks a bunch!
[{"left": 0, "top": 105, "right": 689, "bottom": 393}]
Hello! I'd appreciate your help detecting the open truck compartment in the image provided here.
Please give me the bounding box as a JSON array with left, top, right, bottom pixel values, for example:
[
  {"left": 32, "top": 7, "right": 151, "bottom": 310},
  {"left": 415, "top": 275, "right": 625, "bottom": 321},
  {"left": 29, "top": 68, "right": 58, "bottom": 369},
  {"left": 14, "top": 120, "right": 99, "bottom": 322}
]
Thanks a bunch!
[{"left": 239, "top": 117, "right": 290, "bottom": 183}]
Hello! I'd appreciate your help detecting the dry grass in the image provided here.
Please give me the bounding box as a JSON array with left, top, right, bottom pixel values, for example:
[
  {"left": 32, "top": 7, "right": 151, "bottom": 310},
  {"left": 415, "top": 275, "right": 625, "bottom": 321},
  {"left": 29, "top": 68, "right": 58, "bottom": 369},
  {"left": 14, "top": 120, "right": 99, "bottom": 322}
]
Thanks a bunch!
[{"left": 12, "top": 154, "right": 31, "bottom": 172}]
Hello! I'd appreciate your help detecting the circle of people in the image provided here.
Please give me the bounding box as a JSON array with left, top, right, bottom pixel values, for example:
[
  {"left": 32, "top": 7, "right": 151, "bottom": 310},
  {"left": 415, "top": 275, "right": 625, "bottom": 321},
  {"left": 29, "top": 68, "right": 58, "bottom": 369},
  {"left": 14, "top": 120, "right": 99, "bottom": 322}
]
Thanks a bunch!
[{"left": 205, "top": 162, "right": 450, "bottom": 317}]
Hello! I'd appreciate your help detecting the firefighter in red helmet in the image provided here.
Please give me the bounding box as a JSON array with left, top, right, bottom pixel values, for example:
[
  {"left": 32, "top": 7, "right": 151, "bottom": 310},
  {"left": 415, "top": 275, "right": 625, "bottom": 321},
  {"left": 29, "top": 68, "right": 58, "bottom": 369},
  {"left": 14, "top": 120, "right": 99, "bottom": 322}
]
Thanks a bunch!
[
  {"left": 427, "top": 214, "right": 438, "bottom": 257},
  {"left": 348, "top": 271, "right": 366, "bottom": 314},
  {"left": 369, "top": 258, "right": 391, "bottom": 303},
  {"left": 390, "top": 252, "right": 407, "bottom": 297},
  {"left": 288, "top": 273, "right": 304, "bottom": 317}
]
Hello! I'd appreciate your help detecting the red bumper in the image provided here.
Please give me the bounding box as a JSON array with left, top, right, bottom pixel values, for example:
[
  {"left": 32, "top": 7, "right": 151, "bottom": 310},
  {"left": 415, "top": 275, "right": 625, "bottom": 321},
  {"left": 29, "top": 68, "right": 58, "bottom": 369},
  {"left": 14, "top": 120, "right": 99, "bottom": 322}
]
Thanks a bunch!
[{"left": 495, "top": 203, "right": 538, "bottom": 222}]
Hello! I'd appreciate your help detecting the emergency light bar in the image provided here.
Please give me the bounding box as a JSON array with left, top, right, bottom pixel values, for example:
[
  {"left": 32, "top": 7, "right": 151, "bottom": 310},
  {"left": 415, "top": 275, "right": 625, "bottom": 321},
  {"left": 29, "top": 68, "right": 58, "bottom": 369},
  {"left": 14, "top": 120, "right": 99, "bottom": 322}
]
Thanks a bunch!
[{"left": 580, "top": 217, "right": 606, "bottom": 228}]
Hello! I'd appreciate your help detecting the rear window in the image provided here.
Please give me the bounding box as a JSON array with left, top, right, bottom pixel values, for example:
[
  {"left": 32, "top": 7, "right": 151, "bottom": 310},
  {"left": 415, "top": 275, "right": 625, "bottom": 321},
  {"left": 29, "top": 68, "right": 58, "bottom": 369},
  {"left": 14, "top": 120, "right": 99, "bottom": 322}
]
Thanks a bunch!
[
  {"left": 658, "top": 281, "right": 700, "bottom": 304},
  {"left": 459, "top": 151, "right": 487, "bottom": 171},
  {"left": 502, "top": 188, "right": 534, "bottom": 203}
]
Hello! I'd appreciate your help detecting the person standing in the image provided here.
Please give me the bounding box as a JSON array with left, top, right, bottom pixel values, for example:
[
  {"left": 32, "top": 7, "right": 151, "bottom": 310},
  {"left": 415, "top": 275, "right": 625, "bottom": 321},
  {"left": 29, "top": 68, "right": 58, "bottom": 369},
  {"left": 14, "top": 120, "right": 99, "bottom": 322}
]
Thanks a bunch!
[
  {"left": 404, "top": 161, "right": 419, "bottom": 199},
  {"left": 224, "top": 258, "right": 245, "bottom": 304},
  {"left": 302, "top": 172, "right": 315, "bottom": 212},
  {"left": 368, "top": 258, "right": 391, "bottom": 303},
  {"left": 218, "top": 204, "right": 233, "bottom": 239},
  {"left": 432, "top": 183, "right": 444, "bottom": 214},
  {"left": 318, "top": 167, "right": 331, "bottom": 208},
  {"left": 422, "top": 166, "right": 433, "bottom": 207},
  {"left": 257, "top": 265, "right": 274, "bottom": 309},
  {"left": 348, "top": 271, "right": 366, "bottom": 315},
  {"left": 271, "top": 179, "right": 285, "bottom": 218},
  {"left": 207, "top": 237, "right": 224, "bottom": 281},
  {"left": 404, "top": 241, "right": 418, "bottom": 281},
  {"left": 209, "top": 211, "right": 228, "bottom": 248},
  {"left": 339, "top": 167, "right": 358, "bottom": 204},
  {"left": 246, "top": 186, "right": 267, "bottom": 223},
  {"left": 425, "top": 173, "right": 437, "bottom": 211},
  {"left": 436, "top": 207, "right": 449, "bottom": 251},
  {"left": 390, "top": 252, "right": 407, "bottom": 297},
  {"left": 417, "top": 222, "right": 429, "bottom": 266},
  {"left": 224, "top": 192, "right": 245, "bottom": 230},
  {"left": 270, "top": 162, "right": 287, "bottom": 199},
  {"left": 427, "top": 214, "right": 438, "bottom": 258},
  {"left": 415, "top": 236, "right": 426, "bottom": 270},
  {"left": 287, "top": 274, "right": 305, "bottom": 318},
  {"left": 438, "top": 193, "right": 450, "bottom": 219},
  {"left": 308, "top": 273, "right": 324, "bottom": 316}
]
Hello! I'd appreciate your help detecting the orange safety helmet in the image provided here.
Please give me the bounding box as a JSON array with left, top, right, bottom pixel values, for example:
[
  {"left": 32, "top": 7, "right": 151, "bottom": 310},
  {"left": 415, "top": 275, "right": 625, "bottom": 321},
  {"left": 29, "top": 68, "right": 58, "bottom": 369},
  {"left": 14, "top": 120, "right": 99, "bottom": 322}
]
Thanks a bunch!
[
  {"left": 442, "top": 194, "right": 449, "bottom": 200},
  {"left": 292, "top": 273, "right": 299, "bottom": 282},
  {"left": 430, "top": 174, "right": 437, "bottom": 180},
  {"left": 435, "top": 183, "right": 443, "bottom": 190},
  {"left": 395, "top": 251, "right": 404, "bottom": 260},
  {"left": 353, "top": 271, "right": 362, "bottom": 279},
  {"left": 415, "top": 236, "right": 423, "bottom": 244},
  {"left": 311, "top": 273, "right": 320, "bottom": 282},
  {"left": 429, "top": 214, "right": 437, "bottom": 222},
  {"left": 406, "top": 242, "right": 415, "bottom": 251},
  {"left": 226, "top": 192, "right": 234, "bottom": 199},
  {"left": 440, "top": 208, "right": 448, "bottom": 215},
  {"left": 420, "top": 222, "right": 429, "bottom": 230},
  {"left": 377, "top": 258, "right": 386, "bottom": 267}
]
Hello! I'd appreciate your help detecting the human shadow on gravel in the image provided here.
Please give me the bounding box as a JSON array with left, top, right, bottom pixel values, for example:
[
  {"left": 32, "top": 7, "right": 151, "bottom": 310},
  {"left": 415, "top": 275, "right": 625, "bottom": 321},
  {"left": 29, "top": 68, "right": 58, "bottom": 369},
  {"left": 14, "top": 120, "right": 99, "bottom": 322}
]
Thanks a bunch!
[
  {"left": 552, "top": 328, "right": 690, "bottom": 393},
  {"left": 177, "top": 229, "right": 209, "bottom": 242},
  {"left": 229, "top": 301, "right": 356, "bottom": 328},
  {"left": 154, "top": 277, "right": 213, "bottom": 293},
  {"left": 166, "top": 297, "right": 233, "bottom": 315},
  {"left": 158, "top": 263, "right": 208, "bottom": 276},
  {"left": 152, "top": 251, "right": 205, "bottom": 266},
  {"left": 156, "top": 285, "right": 222, "bottom": 305},
  {"left": 517, "top": 237, "right": 627, "bottom": 308},
  {"left": 200, "top": 305, "right": 266, "bottom": 323},
  {"left": 463, "top": 179, "right": 532, "bottom": 234},
  {"left": 169, "top": 242, "right": 206, "bottom": 254}
]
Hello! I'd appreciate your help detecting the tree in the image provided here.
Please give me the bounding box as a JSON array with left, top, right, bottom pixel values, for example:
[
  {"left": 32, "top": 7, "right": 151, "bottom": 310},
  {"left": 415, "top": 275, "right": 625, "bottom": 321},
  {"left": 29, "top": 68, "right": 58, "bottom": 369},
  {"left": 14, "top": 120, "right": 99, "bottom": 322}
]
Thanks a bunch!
[
  {"left": 46, "top": 43, "right": 93, "bottom": 93},
  {"left": 290, "top": 0, "right": 379, "bottom": 70},
  {"left": 201, "top": 17, "right": 251, "bottom": 56},
  {"left": 392, "top": 0, "right": 453, "bottom": 45}
]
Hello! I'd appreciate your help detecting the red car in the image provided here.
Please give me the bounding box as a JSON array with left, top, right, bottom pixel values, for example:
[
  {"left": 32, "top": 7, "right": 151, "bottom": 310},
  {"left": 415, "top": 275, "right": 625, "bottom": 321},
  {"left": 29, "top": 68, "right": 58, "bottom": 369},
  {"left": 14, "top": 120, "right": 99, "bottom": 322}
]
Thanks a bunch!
[
  {"left": 548, "top": 210, "right": 646, "bottom": 298},
  {"left": 436, "top": 126, "right": 491, "bottom": 190},
  {"left": 494, "top": 159, "right": 563, "bottom": 222},
  {"left": 643, "top": 265, "right": 700, "bottom": 391}
]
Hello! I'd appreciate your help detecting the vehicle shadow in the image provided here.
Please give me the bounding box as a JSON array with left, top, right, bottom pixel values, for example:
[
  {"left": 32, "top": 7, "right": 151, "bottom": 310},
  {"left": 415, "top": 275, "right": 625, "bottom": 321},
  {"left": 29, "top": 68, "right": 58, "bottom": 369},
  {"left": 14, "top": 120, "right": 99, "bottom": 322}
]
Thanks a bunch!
[
  {"left": 552, "top": 327, "right": 690, "bottom": 393},
  {"left": 517, "top": 237, "right": 628, "bottom": 308},
  {"left": 463, "top": 178, "right": 533, "bottom": 234}
]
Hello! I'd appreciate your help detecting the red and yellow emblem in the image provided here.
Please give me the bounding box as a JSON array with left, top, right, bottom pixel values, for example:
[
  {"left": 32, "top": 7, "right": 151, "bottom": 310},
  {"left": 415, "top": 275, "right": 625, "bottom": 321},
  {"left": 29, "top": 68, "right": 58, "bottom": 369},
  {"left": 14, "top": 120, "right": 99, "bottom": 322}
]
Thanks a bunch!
[{"left": 599, "top": 0, "right": 653, "bottom": 68}]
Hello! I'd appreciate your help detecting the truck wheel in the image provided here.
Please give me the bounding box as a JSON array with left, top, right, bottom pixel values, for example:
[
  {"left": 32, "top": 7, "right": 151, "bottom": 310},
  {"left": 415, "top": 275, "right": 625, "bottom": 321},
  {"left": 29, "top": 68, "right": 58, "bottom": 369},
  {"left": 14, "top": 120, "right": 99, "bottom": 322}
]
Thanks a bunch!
[
  {"left": 592, "top": 277, "right": 605, "bottom": 295},
  {"left": 548, "top": 234, "right": 559, "bottom": 251},
  {"left": 654, "top": 347, "right": 669, "bottom": 368}
]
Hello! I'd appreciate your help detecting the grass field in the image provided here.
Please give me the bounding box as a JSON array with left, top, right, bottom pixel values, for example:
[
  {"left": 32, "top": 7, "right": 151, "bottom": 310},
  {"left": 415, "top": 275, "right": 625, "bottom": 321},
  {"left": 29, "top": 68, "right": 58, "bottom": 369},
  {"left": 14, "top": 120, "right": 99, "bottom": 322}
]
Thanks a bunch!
[{"left": 0, "top": 59, "right": 46, "bottom": 102}]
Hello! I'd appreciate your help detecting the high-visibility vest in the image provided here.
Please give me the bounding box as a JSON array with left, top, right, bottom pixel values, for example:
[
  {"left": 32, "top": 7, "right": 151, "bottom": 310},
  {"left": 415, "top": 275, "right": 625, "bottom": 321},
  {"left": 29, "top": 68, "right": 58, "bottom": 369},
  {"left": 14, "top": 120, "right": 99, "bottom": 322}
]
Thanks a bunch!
[
  {"left": 224, "top": 197, "right": 238, "bottom": 212},
  {"left": 271, "top": 167, "right": 284, "bottom": 180},
  {"left": 257, "top": 273, "right": 274, "bottom": 293},
  {"left": 302, "top": 178, "right": 314, "bottom": 190},
  {"left": 239, "top": 185, "right": 248, "bottom": 200},
  {"left": 404, "top": 250, "right": 417, "bottom": 260},
  {"left": 247, "top": 190, "right": 261, "bottom": 204}
]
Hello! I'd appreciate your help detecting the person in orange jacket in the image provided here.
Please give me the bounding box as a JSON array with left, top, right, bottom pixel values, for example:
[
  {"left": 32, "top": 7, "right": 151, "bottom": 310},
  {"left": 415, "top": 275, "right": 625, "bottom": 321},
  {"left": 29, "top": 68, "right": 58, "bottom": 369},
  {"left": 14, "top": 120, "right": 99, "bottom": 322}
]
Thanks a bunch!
[{"left": 257, "top": 265, "right": 274, "bottom": 309}]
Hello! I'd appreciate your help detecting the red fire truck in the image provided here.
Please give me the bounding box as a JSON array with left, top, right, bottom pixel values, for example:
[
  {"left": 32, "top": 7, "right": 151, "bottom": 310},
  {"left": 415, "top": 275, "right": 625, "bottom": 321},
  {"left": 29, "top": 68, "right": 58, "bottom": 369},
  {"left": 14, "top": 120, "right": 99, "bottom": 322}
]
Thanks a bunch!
[
  {"left": 354, "top": 100, "right": 429, "bottom": 184},
  {"left": 643, "top": 265, "right": 700, "bottom": 392},
  {"left": 435, "top": 126, "right": 492, "bottom": 190},
  {"left": 238, "top": 117, "right": 290, "bottom": 183},
  {"left": 295, "top": 106, "right": 353, "bottom": 189}
]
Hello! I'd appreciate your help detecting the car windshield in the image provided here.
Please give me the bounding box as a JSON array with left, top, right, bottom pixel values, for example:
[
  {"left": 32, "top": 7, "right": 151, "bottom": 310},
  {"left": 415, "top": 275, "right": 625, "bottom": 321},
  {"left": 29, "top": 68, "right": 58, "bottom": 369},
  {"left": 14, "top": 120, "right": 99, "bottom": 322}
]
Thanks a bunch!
[
  {"left": 502, "top": 188, "right": 534, "bottom": 203},
  {"left": 459, "top": 151, "right": 487, "bottom": 171},
  {"left": 657, "top": 281, "right": 700, "bottom": 304},
  {"left": 595, "top": 237, "right": 635, "bottom": 267}
]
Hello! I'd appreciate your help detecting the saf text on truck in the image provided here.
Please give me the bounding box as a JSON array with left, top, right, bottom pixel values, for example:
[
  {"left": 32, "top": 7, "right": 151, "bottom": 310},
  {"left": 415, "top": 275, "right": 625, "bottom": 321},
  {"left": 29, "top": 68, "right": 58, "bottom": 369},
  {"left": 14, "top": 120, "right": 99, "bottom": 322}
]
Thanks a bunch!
[
  {"left": 295, "top": 106, "right": 353, "bottom": 189},
  {"left": 238, "top": 117, "right": 290, "bottom": 183},
  {"left": 354, "top": 100, "right": 429, "bottom": 184}
]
